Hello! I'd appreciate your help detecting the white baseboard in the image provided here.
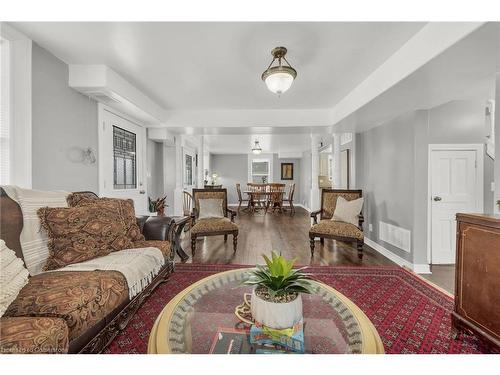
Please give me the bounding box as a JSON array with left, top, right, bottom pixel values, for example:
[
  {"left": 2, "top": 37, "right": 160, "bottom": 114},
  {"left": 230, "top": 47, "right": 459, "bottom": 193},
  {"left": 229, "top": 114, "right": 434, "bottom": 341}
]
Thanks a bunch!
[
  {"left": 412, "top": 264, "right": 432, "bottom": 274},
  {"left": 364, "top": 238, "right": 412, "bottom": 269}
]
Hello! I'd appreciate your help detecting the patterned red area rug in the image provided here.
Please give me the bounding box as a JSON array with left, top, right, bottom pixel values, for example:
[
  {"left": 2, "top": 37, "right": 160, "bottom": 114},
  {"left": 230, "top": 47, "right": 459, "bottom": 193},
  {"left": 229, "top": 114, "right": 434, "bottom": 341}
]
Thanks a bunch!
[{"left": 105, "top": 264, "right": 488, "bottom": 354}]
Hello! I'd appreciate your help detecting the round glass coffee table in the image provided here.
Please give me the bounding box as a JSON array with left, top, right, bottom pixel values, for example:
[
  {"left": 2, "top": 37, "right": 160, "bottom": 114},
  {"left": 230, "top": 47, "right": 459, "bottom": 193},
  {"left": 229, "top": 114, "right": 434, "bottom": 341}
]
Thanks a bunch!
[{"left": 148, "top": 268, "right": 384, "bottom": 354}]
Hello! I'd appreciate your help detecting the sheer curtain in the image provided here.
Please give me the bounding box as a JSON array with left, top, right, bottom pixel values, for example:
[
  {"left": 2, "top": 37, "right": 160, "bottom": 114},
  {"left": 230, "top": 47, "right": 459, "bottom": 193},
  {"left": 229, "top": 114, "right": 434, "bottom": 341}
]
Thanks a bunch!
[{"left": 0, "top": 37, "right": 10, "bottom": 185}]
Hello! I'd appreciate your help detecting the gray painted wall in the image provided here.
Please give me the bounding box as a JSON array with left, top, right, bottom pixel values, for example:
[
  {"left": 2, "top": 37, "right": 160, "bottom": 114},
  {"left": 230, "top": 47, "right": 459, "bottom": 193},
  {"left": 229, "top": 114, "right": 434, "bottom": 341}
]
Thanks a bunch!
[
  {"left": 211, "top": 154, "right": 248, "bottom": 204},
  {"left": 272, "top": 155, "right": 301, "bottom": 202},
  {"left": 357, "top": 99, "right": 494, "bottom": 265},
  {"left": 32, "top": 43, "right": 99, "bottom": 192},
  {"left": 146, "top": 139, "right": 164, "bottom": 202},
  {"left": 356, "top": 111, "right": 416, "bottom": 262}
]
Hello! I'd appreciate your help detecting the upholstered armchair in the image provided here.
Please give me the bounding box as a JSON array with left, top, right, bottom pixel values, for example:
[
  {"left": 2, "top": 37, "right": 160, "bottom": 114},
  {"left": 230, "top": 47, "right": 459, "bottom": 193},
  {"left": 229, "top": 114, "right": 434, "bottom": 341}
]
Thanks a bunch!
[
  {"left": 309, "top": 189, "right": 364, "bottom": 259},
  {"left": 190, "top": 188, "right": 238, "bottom": 255}
]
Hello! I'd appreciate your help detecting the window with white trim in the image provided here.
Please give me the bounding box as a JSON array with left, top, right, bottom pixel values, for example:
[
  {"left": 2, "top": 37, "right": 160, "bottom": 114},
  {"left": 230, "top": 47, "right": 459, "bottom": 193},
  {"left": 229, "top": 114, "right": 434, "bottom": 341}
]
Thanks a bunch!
[
  {"left": 250, "top": 159, "right": 270, "bottom": 183},
  {"left": 0, "top": 37, "right": 10, "bottom": 185}
]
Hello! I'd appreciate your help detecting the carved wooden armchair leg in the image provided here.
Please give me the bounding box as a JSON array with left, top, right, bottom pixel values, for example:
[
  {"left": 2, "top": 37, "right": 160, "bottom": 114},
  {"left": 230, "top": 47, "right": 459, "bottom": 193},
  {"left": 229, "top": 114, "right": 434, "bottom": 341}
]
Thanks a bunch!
[
  {"left": 233, "top": 233, "right": 238, "bottom": 252},
  {"left": 191, "top": 235, "right": 197, "bottom": 256},
  {"left": 320, "top": 237, "right": 325, "bottom": 245},
  {"left": 356, "top": 240, "right": 364, "bottom": 259},
  {"left": 224, "top": 234, "right": 228, "bottom": 242},
  {"left": 309, "top": 236, "right": 315, "bottom": 257}
]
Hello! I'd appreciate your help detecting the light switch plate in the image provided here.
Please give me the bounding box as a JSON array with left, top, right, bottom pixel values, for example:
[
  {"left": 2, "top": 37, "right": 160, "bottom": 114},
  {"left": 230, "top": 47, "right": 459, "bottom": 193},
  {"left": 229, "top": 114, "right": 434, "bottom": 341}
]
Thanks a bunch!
[{"left": 369, "top": 223, "right": 373, "bottom": 232}]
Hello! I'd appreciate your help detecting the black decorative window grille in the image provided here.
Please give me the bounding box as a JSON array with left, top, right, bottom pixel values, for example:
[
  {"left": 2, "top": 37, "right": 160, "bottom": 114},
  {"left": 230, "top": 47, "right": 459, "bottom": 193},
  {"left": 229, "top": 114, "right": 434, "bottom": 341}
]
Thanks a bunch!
[{"left": 113, "top": 126, "right": 137, "bottom": 189}]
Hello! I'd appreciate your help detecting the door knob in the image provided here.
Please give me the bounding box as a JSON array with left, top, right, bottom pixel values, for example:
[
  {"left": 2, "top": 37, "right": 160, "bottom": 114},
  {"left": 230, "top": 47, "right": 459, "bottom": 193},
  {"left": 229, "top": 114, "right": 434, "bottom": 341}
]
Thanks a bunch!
[{"left": 433, "top": 196, "right": 442, "bottom": 201}]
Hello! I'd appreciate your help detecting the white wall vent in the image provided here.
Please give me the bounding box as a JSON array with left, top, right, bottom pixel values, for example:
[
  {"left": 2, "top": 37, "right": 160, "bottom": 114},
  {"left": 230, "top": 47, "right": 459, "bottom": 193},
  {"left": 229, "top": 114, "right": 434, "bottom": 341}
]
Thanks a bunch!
[{"left": 379, "top": 221, "right": 411, "bottom": 253}]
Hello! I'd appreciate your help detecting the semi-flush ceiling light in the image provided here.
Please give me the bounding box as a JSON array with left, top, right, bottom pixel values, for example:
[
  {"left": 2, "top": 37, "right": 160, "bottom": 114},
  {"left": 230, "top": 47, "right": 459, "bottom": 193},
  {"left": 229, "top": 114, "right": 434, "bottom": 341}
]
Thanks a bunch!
[
  {"left": 261, "top": 46, "right": 297, "bottom": 95},
  {"left": 252, "top": 140, "right": 262, "bottom": 154}
]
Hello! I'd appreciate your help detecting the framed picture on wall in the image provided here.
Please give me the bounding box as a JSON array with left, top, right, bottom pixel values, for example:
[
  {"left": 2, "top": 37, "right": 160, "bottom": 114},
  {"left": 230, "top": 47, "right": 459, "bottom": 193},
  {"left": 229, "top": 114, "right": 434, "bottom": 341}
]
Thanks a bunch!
[{"left": 281, "top": 163, "right": 294, "bottom": 180}]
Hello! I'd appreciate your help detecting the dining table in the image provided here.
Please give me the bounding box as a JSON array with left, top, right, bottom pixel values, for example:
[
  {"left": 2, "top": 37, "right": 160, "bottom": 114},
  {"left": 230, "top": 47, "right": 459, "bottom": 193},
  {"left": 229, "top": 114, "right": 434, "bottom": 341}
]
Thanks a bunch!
[{"left": 243, "top": 190, "right": 286, "bottom": 213}]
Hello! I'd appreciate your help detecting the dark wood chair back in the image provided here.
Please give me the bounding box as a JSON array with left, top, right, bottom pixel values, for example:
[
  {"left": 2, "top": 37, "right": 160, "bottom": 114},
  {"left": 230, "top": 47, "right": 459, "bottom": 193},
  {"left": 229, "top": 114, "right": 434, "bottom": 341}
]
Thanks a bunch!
[
  {"left": 236, "top": 183, "right": 243, "bottom": 201},
  {"left": 287, "top": 183, "right": 296, "bottom": 201},
  {"left": 183, "top": 191, "right": 193, "bottom": 217}
]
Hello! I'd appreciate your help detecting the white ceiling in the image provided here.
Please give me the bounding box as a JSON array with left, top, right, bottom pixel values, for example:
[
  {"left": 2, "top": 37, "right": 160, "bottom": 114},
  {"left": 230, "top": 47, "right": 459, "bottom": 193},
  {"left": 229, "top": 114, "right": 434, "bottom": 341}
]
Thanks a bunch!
[
  {"left": 9, "top": 21, "right": 498, "bottom": 155},
  {"left": 12, "top": 22, "right": 425, "bottom": 110}
]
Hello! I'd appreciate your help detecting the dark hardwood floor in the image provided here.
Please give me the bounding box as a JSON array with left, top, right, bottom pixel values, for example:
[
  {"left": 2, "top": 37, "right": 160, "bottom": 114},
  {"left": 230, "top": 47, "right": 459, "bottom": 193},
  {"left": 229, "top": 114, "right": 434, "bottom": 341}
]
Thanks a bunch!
[
  {"left": 179, "top": 206, "right": 395, "bottom": 266},
  {"left": 422, "top": 265, "right": 455, "bottom": 294},
  {"left": 177, "top": 205, "right": 455, "bottom": 295}
]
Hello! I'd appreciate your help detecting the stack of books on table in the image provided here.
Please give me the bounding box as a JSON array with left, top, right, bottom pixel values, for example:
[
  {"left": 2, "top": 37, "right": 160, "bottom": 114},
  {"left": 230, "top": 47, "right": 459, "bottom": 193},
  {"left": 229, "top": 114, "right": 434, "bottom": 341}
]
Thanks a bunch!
[{"left": 249, "top": 319, "right": 305, "bottom": 354}]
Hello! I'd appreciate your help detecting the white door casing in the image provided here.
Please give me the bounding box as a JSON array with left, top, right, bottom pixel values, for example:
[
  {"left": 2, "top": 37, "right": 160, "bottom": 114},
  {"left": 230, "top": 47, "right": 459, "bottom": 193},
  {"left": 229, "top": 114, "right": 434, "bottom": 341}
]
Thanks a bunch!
[
  {"left": 98, "top": 104, "right": 148, "bottom": 215},
  {"left": 182, "top": 147, "right": 196, "bottom": 190},
  {"left": 428, "top": 144, "right": 483, "bottom": 264}
]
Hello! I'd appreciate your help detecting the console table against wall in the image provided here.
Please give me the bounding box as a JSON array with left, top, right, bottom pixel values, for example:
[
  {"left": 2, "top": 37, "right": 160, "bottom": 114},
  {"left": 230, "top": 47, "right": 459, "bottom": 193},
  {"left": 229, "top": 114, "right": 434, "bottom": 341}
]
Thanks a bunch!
[{"left": 453, "top": 213, "right": 500, "bottom": 352}]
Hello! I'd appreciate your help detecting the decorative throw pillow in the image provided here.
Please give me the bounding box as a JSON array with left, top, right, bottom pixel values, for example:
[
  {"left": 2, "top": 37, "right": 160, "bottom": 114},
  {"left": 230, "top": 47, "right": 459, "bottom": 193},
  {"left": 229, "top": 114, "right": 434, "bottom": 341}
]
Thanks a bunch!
[
  {"left": 0, "top": 240, "right": 29, "bottom": 318},
  {"left": 198, "top": 199, "right": 224, "bottom": 219},
  {"left": 73, "top": 197, "right": 145, "bottom": 242},
  {"left": 66, "top": 192, "right": 98, "bottom": 207},
  {"left": 38, "top": 204, "right": 133, "bottom": 271},
  {"left": 332, "top": 196, "right": 364, "bottom": 226}
]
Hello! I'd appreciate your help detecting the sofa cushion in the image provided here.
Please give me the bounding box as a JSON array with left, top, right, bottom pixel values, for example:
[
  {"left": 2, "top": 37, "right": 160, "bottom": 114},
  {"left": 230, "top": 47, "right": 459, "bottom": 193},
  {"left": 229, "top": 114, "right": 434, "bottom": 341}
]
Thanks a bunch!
[
  {"left": 310, "top": 220, "right": 363, "bottom": 240},
  {"left": 131, "top": 240, "right": 171, "bottom": 258},
  {"left": 38, "top": 204, "right": 133, "bottom": 271},
  {"left": 191, "top": 218, "right": 238, "bottom": 234},
  {"left": 72, "top": 197, "right": 145, "bottom": 243},
  {"left": 4, "top": 271, "right": 128, "bottom": 342},
  {"left": 0, "top": 316, "right": 69, "bottom": 354}
]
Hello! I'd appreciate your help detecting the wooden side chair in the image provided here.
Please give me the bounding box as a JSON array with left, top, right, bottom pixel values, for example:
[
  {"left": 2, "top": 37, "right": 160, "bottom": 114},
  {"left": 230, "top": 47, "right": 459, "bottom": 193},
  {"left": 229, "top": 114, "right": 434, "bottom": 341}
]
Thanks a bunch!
[
  {"left": 236, "top": 183, "right": 250, "bottom": 212},
  {"left": 247, "top": 183, "right": 266, "bottom": 211},
  {"left": 266, "top": 183, "right": 285, "bottom": 213},
  {"left": 283, "top": 183, "right": 296, "bottom": 216},
  {"left": 190, "top": 188, "right": 238, "bottom": 255},
  {"left": 183, "top": 190, "right": 193, "bottom": 230},
  {"left": 309, "top": 189, "right": 364, "bottom": 259}
]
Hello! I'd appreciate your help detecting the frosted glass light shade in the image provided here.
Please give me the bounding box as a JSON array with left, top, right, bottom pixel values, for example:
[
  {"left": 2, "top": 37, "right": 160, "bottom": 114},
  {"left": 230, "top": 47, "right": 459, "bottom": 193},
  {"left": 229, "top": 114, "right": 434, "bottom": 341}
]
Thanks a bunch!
[{"left": 264, "top": 72, "right": 294, "bottom": 95}]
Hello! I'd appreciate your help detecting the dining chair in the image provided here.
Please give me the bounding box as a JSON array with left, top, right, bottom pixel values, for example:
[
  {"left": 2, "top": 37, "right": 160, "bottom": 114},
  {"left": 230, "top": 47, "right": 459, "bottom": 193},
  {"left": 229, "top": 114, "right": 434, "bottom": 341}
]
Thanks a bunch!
[
  {"left": 266, "top": 183, "right": 285, "bottom": 213},
  {"left": 283, "top": 183, "right": 296, "bottom": 216},
  {"left": 247, "top": 183, "right": 266, "bottom": 210},
  {"left": 183, "top": 190, "right": 193, "bottom": 230},
  {"left": 236, "top": 183, "right": 250, "bottom": 212}
]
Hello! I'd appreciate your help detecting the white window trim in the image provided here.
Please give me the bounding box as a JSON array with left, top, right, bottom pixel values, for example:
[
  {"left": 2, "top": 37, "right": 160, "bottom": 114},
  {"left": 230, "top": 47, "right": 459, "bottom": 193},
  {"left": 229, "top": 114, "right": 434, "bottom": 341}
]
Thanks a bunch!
[
  {"left": 248, "top": 156, "right": 273, "bottom": 183},
  {"left": 1, "top": 24, "right": 32, "bottom": 188}
]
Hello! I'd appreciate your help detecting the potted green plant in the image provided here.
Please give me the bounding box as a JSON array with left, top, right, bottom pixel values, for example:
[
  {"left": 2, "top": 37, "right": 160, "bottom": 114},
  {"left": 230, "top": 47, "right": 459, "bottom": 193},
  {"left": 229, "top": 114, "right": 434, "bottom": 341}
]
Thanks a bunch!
[{"left": 244, "top": 251, "right": 315, "bottom": 329}]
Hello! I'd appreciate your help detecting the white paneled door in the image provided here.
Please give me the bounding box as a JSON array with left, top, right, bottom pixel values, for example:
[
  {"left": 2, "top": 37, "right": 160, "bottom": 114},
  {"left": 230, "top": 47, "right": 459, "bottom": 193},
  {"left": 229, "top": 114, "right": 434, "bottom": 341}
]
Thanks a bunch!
[
  {"left": 99, "top": 106, "right": 148, "bottom": 215},
  {"left": 430, "top": 148, "right": 481, "bottom": 264}
]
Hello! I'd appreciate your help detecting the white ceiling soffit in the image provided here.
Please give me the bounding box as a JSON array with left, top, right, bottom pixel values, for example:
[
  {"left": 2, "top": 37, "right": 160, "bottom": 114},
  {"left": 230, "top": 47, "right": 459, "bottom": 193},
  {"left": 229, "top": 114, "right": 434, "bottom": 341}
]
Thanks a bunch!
[
  {"left": 204, "top": 134, "right": 311, "bottom": 155},
  {"left": 163, "top": 125, "right": 334, "bottom": 135},
  {"left": 69, "top": 64, "right": 167, "bottom": 125},
  {"left": 333, "top": 23, "right": 498, "bottom": 133}
]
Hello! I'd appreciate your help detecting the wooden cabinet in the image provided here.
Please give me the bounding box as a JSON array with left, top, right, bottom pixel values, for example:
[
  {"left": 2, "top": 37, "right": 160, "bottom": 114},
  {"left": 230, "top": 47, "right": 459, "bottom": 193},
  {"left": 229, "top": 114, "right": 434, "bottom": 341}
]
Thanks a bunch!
[{"left": 453, "top": 213, "right": 500, "bottom": 352}]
